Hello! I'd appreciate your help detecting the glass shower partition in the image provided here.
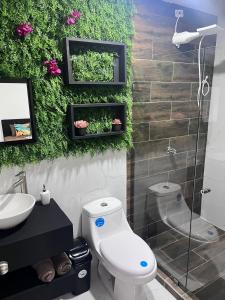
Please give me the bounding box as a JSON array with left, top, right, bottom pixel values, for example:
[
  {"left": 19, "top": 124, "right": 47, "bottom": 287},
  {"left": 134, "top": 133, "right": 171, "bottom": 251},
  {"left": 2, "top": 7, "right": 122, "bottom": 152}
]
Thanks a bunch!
[{"left": 129, "top": 43, "right": 217, "bottom": 297}]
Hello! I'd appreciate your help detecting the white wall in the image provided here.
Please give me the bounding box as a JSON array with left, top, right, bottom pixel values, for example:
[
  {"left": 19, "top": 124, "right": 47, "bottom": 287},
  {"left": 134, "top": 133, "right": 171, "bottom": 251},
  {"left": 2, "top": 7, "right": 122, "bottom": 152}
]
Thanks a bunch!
[
  {"left": 0, "top": 83, "right": 30, "bottom": 142},
  {"left": 163, "top": 0, "right": 225, "bottom": 15},
  {"left": 200, "top": 12, "right": 225, "bottom": 229},
  {"left": 0, "top": 150, "right": 127, "bottom": 236}
]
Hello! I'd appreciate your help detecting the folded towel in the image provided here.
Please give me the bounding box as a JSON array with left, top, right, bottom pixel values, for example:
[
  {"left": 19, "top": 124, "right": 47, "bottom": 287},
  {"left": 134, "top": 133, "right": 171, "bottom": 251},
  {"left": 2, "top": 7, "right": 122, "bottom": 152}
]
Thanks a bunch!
[
  {"left": 33, "top": 258, "right": 55, "bottom": 283},
  {"left": 52, "top": 252, "right": 72, "bottom": 276}
]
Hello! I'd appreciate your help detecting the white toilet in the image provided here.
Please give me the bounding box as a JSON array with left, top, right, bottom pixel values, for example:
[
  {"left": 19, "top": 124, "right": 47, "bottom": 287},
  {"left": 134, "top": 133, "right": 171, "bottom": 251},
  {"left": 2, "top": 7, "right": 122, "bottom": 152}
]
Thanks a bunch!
[
  {"left": 148, "top": 182, "right": 219, "bottom": 243},
  {"left": 82, "top": 197, "right": 157, "bottom": 300}
]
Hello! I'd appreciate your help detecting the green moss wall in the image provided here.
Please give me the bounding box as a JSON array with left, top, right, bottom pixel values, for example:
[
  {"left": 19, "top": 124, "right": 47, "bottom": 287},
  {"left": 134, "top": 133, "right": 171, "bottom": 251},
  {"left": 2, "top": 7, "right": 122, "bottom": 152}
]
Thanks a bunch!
[{"left": 0, "top": 0, "right": 133, "bottom": 168}]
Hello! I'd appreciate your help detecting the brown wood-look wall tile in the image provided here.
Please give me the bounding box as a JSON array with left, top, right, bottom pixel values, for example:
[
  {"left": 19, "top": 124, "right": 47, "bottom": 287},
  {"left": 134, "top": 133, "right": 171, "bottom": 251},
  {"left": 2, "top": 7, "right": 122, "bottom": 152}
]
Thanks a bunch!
[
  {"left": 150, "top": 120, "right": 189, "bottom": 140},
  {"left": 134, "top": 14, "right": 174, "bottom": 41},
  {"left": 171, "top": 101, "right": 199, "bottom": 120},
  {"left": 132, "top": 139, "right": 169, "bottom": 161},
  {"left": 133, "top": 59, "right": 173, "bottom": 82},
  {"left": 189, "top": 118, "right": 208, "bottom": 134},
  {"left": 153, "top": 40, "right": 194, "bottom": 63},
  {"left": 132, "top": 123, "right": 150, "bottom": 142},
  {"left": 127, "top": 160, "right": 149, "bottom": 181},
  {"left": 149, "top": 152, "right": 187, "bottom": 176},
  {"left": 133, "top": 102, "right": 171, "bottom": 122},
  {"left": 170, "top": 135, "right": 198, "bottom": 153},
  {"left": 133, "top": 82, "right": 151, "bottom": 102},
  {"left": 133, "top": 32, "right": 153, "bottom": 60},
  {"left": 173, "top": 63, "right": 199, "bottom": 82},
  {"left": 151, "top": 82, "right": 191, "bottom": 102},
  {"left": 169, "top": 167, "right": 195, "bottom": 184},
  {"left": 133, "top": 172, "right": 169, "bottom": 197}
]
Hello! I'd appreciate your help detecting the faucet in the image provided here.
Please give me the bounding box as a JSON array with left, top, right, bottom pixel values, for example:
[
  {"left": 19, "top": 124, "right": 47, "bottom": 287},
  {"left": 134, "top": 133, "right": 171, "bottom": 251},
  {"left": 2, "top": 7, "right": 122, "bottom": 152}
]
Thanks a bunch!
[{"left": 7, "top": 171, "right": 28, "bottom": 194}]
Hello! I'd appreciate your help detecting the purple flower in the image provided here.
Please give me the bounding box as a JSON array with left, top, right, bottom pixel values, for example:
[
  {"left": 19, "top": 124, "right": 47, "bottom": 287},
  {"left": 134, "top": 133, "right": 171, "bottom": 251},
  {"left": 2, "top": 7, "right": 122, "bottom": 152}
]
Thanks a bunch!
[
  {"left": 70, "top": 10, "right": 81, "bottom": 20},
  {"left": 16, "top": 23, "right": 33, "bottom": 37},
  {"left": 43, "top": 59, "right": 61, "bottom": 77},
  {"left": 66, "top": 17, "right": 76, "bottom": 25}
]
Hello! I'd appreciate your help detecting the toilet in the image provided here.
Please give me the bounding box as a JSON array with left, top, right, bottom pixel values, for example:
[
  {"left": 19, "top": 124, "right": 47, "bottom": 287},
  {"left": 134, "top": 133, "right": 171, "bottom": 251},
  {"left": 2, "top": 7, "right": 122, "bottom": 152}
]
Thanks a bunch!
[
  {"left": 148, "top": 182, "right": 219, "bottom": 243},
  {"left": 82, "top": 197, "right": 157, "bottom": 300}
]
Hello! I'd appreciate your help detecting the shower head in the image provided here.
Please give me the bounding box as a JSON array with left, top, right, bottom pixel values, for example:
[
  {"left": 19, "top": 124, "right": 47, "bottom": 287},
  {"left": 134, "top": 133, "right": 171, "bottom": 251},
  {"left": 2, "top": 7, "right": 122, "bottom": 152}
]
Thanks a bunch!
[
  {"left": 197, "top": 24, "right": 223, "bottom": 36},
  {"left": 172, "top": 24, "right": 223, "bottom": 47}
]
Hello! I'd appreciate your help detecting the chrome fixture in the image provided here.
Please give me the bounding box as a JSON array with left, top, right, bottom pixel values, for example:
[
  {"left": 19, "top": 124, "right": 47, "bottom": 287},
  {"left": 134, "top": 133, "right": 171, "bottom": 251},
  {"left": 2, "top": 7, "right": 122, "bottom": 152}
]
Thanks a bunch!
[
  {"left": 201, "top": 188, "right": 211, "bottom": 195},
  {"left": 167, "top": 146, "right": 177, "bottom": 156},
  {"left": 8, "top": 171, "right": 28, "bottom": 194},
  {"left": 0, "top": 261, "right": 8, "bottom": 275}
]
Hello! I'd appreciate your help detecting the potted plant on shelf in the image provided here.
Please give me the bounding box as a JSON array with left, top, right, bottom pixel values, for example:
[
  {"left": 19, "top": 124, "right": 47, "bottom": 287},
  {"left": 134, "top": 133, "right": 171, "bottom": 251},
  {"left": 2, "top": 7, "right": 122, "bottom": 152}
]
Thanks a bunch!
[
  {"left": 74, "top": 120, "right": 89, "bottom": 136},
  {"left": 112, "top": 118, "right": 122, "bottom": 132}
]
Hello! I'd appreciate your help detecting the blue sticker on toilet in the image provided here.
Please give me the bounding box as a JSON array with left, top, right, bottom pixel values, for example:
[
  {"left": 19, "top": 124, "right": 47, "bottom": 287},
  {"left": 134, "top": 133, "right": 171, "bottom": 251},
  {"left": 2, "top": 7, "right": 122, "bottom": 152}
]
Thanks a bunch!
[
  {"left": 140, "top": 261, "right": 148, "bottom": 267},
  {"left": 95, "top": 218, "right": 105, "bottom": 227}
]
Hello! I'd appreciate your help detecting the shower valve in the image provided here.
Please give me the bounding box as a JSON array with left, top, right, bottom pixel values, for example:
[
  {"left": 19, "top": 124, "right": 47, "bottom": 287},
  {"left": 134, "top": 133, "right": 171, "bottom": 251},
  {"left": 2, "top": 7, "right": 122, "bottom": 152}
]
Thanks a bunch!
[{"left": 167, "top": 147, "right": 177, "bottom": 155}]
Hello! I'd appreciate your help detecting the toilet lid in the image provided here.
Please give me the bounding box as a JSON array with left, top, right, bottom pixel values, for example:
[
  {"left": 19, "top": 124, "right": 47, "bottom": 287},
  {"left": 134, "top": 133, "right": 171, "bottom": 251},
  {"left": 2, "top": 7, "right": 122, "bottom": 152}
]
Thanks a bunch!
[{"left": 100, "top": 231, "right": 156, "bottom": 276}]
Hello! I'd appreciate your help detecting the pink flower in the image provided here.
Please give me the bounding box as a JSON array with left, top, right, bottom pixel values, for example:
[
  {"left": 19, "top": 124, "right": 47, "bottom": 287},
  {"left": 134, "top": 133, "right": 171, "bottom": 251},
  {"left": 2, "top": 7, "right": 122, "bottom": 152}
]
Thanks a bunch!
[
  {"left": 66, "top": 17, "right": 76, "bottom": 25},
  {"left": 70, "top": 10, "right": 81, "bottom": 20},
  {"left": 112, "top": 118, "right": 122, "bottom": 125},
  {"left": 16, "top": 23, "right": 33, "bottom": 37},
  {"left": 74, "top": 120, "right": 89, "bottom": 129},
  {"left": 43, "top": 59, "right": 62, "bottom": 77}
]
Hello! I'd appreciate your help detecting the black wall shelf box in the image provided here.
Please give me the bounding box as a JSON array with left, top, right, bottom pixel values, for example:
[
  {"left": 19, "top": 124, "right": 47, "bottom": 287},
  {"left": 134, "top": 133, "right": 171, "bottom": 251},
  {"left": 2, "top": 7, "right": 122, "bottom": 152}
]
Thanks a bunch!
[
  {"left": 63, "top": 38, "right": 126, "bottom": 86},
  {"left": 68, "top": 103, "right": 126, "bottom": 140}
]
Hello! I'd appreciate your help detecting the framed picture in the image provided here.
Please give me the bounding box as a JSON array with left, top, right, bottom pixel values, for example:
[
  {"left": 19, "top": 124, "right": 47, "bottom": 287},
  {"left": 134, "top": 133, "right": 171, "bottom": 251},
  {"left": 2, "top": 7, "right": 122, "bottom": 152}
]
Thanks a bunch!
[{"left": 0, "top": 79, "right": 36, "bottom": 145}]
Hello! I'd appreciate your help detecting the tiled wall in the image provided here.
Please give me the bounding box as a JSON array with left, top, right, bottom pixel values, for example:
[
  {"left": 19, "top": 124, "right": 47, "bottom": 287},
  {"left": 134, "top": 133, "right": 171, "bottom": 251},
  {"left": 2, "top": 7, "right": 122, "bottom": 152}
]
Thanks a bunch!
[{"left": 127, "top": 0, "right": 216, "bottom": 239}]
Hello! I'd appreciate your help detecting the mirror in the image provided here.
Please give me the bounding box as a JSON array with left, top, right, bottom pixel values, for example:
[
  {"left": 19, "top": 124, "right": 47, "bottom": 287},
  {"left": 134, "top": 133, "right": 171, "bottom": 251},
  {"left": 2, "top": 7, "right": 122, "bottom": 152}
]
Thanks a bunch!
[{"left": 0, "top": 79, "right": 36, "bottom": 145}]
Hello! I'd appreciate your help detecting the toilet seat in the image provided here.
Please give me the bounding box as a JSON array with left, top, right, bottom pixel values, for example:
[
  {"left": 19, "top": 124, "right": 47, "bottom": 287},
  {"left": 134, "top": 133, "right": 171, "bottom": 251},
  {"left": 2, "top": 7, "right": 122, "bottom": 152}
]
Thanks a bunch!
[{"left": 100, "top": 231, "right": 156, "bottom": 278}]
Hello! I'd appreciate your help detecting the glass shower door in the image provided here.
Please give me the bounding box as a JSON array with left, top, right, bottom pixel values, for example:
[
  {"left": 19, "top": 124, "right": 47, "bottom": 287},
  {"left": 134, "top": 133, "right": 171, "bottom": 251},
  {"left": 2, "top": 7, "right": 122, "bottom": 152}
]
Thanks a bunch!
[{"left": 186, "top": 44, "right": 225, "bottom": 299}]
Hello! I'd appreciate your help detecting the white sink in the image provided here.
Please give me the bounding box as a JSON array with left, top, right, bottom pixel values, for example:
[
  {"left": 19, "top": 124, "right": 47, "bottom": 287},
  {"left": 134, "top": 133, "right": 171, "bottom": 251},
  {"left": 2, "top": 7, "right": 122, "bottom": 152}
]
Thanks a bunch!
[{"left": 0, "top": 193, "right": 36, "bottom": 230}]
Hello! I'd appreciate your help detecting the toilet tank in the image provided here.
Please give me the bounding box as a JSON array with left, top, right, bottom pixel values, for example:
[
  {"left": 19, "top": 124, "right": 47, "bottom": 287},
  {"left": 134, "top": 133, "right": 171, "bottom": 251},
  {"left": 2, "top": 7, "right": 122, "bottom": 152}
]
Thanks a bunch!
[
  {"left": 147, "top": 182, "right": 182, "bottom": 221},
  {"left": 82, "top": 197, "right": 131, "bottom": 252}
]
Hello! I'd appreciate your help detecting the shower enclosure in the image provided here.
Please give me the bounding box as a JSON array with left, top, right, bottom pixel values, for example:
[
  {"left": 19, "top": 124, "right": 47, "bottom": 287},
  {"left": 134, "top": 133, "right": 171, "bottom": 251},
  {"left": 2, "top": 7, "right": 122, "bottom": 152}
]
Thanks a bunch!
[{"left": 128, "top": 0, "right": 225, "bottom": 299}]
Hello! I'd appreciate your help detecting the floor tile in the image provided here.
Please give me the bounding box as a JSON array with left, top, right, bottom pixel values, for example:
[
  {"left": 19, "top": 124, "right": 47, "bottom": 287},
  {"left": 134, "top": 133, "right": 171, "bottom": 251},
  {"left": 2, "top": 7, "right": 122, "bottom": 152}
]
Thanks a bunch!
[
  {"left": 179, "top": 251, "right": 225, "bottom": 292},
  {"left": 193, "top": 233, "right": 225, "bottom": 261},
  {"left": 161, "top": 237, "right": 201, "bottom": 260},
  {"left": 148, "top": 230, "right": 177, "bottom": 249},
  {"left": 165, "top": 251, "right": 206, "bottom": 279},
  {"left": 194, "top": 277, "right": 225, "bottom": 300}
]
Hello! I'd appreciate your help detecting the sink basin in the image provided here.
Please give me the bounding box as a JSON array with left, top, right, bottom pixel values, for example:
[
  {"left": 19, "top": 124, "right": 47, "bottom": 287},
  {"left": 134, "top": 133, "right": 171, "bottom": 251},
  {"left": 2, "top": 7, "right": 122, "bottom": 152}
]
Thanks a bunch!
[{"left": 0, "top": 193, "right": 36, "bottom": 230}]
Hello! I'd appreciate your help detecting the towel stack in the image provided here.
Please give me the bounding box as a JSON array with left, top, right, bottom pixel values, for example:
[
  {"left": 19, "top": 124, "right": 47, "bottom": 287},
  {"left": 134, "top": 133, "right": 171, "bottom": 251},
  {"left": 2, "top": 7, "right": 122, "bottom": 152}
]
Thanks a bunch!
[{"left": 33, "top": 252, "right": 72, "bottom": 283}]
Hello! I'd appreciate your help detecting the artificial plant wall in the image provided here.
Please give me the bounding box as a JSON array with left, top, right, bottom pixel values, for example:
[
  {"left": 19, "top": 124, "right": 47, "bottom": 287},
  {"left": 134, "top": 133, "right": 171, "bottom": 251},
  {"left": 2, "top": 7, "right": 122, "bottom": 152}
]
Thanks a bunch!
[{"left": 0, "top": 0, "right": 133, "bottom": 168}]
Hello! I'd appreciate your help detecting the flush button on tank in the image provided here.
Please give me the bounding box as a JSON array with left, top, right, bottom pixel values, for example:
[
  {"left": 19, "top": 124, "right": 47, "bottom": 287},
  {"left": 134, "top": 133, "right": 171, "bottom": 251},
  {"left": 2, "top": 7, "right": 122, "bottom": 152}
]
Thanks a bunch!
[{"left": 100, "top": 202, "right": 108, "bottom": 207}]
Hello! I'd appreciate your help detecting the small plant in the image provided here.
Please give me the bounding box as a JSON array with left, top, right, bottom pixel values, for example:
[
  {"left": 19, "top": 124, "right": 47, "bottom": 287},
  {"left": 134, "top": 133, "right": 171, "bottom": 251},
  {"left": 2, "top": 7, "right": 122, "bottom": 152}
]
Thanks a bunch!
[
  {"left": 71, "top": 51, "right": 115, "bottom": 82},
  {"left": 74, "top": 120, "right": 89, "bottom": 136},
  {"left": 74, "top": 120, "right": 89, "bottom": 128},
  {"left": 112, "top": 118, "right": 122, "bottom": 132}
]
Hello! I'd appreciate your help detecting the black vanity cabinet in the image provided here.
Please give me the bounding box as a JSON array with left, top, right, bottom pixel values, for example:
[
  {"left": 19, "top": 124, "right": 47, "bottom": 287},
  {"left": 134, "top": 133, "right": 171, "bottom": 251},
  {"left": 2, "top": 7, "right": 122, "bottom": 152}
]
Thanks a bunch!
[{"left": 0, "top": 200, "right": 77, "bottom": 300}]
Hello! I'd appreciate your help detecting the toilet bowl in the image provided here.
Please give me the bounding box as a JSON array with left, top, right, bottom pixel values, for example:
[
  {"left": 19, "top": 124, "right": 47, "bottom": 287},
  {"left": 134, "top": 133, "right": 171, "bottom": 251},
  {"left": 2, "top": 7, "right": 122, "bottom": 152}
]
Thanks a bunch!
[
  {"left": 82, "top": 197, "right": 157, "bottom": 300},
  {"left": 148, "top": 182, "right": 219, "bottom": 243}
]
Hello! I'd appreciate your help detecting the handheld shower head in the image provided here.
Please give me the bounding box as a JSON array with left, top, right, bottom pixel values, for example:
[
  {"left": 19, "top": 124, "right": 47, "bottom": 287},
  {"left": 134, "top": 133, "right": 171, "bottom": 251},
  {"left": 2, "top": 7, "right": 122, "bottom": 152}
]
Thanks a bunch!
[
  {"left": 172, "top": 31, "right": 200, "bottom": 46},
  {"left": 197, "top": 24, "right": 224, "bottom": 36},
  {"left": 172, "top": 24, "right": 223, "bottom": 47}
]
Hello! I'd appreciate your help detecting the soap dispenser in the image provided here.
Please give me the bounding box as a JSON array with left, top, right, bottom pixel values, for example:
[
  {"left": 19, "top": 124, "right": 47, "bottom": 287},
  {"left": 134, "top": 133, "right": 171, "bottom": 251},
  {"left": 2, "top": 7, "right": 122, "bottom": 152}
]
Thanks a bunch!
[{"left": 40, "top": 184, "right": 51, "bottom": 205}]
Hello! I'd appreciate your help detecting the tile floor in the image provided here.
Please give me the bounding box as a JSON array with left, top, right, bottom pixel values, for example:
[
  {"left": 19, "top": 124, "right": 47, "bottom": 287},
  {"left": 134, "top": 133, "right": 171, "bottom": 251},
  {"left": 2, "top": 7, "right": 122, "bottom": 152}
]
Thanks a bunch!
[
  {"left": 146, "top": 219, "right": 225, "bottom": 299},
  {"left": 55, "top": 270, "right": 176, "bottom": 300}
]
